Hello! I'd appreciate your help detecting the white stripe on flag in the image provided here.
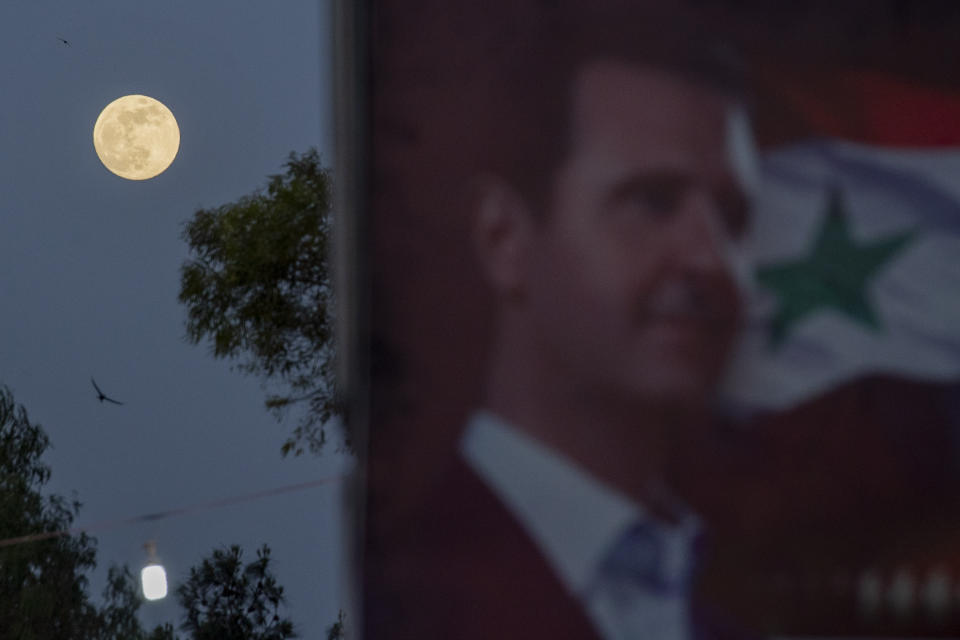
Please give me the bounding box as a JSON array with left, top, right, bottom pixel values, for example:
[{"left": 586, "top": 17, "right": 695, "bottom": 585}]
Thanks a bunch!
[{"left": 721, "top": 141, "right": 960, "bottom": 410}]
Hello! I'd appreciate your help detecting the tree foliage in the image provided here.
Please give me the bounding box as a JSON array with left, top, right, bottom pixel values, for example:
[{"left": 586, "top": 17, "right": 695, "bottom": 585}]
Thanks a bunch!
[
  {"left": 0, "top": 384, "right": 102, "bottom": 639},
  {"left": 97, "top": 566, "right": 143, "bottom": 639},
  {"left": 97, "top": 565, "right": 178, "bottom": 640},
  {"left": 177, "top": 544, "right": 295, "bottom": 640},
  {"left": 325, "top": 610, "right": 346, "bottom": 640},
  {"left": 0, "top": 385, "right": 177, "bottom": 640},
  {"left": 179, "top": 149, "right": 337, "bottom": 456},
  {"left": 0, "top": 386, "right": 311, "bottom": 639}
]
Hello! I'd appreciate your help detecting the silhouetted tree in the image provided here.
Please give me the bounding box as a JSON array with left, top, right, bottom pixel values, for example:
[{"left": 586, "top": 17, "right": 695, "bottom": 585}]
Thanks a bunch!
[
  {"left": 0, "top": 386, "right": 306, "bottom": 639},
  {"left": 0, "top": 385, "right": 174, "bottom": 640},
  {"left": 177, "top": 544, "right": 295, "bottom": 640},
  {"left": 0, "top": 384, "right": 101, "bottom": 639},
  {"left": 325, "top": 610, "right": 346, "bottom": 640},
  {"left": 97, "top": 565, "right": 177, "bottom": 640},
  {"left": 179, "top": 149, "right": 338, "bottom": 456}
]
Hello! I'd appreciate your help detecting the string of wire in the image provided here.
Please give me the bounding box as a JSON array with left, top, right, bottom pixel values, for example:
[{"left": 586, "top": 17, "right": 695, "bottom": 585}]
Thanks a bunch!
[{"left": 0, "top": 474, "right": 346, "bottom": 549}]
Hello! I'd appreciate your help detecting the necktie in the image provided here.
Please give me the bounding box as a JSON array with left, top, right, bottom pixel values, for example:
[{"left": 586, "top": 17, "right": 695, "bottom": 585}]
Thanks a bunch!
[{"left": 586, "top": 519, "right": 702, "bottom": 640}]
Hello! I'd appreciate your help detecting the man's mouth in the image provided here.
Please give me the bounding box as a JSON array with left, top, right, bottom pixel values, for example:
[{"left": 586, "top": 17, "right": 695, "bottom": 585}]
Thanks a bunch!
[
  {"left": 641, "top": 315, "right": 713, "bottom": 342},
  {"left": 641, "top": 283, "right": 738, "bottom": 330}
]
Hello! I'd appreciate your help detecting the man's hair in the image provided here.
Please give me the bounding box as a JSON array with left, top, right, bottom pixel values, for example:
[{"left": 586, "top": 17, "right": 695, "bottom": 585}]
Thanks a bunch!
[{"left": 470, "top": 2, "right": 747, "bottom": 215}]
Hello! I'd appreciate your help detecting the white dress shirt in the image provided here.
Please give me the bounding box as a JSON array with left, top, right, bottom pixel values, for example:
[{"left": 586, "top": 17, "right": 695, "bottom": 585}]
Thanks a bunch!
[{"left": 460, "top": 410, "right": 701, "bottom": 640}]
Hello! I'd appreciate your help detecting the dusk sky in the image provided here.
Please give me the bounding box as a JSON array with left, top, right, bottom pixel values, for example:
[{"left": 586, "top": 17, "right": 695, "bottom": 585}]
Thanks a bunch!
[{"left": 0, "top": 1, "right": 348, "bottom": 635}]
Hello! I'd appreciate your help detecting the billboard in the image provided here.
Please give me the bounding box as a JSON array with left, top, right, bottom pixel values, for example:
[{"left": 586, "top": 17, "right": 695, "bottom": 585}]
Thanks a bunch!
[{"left": 341, "top": 2, "right": 960, "bottom": 637}]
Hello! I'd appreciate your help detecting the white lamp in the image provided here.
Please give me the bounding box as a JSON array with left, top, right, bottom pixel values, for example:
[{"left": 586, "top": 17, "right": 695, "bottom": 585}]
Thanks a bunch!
[{"left": 141, "top": 540, "right": 168, "bottom": 601}]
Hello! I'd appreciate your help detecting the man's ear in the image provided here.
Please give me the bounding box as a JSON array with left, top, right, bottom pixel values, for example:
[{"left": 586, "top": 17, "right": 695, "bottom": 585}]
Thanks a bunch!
[{"left": 470, "top": 176, "right": 534, "bottom": 299}]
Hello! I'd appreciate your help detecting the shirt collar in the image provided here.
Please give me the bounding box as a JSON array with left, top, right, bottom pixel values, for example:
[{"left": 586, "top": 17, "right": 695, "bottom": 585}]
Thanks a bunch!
[{"left": 461, "top": 410, "right": 693, "bottom": 595}]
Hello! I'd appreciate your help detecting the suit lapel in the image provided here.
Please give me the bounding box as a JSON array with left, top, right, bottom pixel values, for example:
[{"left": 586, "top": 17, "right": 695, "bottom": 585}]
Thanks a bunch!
[{"left": 366, "top": 454, "right": 602, "bottom": 639}]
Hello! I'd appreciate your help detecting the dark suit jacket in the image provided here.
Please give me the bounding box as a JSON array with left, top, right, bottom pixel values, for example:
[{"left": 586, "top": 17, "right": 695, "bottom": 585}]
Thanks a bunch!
[{"left": 363, "top": 453, "right": 753, "bottom": 639}]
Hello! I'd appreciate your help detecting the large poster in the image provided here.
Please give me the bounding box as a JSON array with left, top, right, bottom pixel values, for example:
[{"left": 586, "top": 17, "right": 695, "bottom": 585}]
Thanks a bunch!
[{"left": 352, "top": 2, "right": 960, "bottom": 637}]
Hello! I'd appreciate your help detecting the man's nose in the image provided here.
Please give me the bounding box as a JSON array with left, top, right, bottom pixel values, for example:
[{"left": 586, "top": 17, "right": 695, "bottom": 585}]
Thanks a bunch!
[{"left": 670, "top": 191, "right": 732, "bottom": 277}]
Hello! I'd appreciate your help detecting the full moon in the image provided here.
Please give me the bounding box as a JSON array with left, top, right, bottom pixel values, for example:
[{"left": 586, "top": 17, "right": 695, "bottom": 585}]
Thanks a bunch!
[{"left": 93, "top": 95, "right": 180, "bottom": 180}]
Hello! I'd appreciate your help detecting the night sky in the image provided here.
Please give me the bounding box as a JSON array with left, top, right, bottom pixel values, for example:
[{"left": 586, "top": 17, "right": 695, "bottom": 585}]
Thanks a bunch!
[{"left": 0, "top": 1, "right": 348, "bottom": 635}]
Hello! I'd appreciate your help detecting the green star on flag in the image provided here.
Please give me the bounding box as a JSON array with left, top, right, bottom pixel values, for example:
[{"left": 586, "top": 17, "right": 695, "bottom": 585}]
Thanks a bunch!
[
  {"left": 723, "top": 141, "right": 960, "bottom": 411},
  {"left": 756, "top": 188, "right": 916, "bottom": 347}
]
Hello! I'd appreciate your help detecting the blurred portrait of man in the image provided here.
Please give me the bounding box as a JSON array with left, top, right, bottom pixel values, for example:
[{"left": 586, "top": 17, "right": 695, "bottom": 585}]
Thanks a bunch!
[
  {"left": 360, "top": 2, "right": 960, "bottom": 638},
  {"left": 363, "top": 5, "right": 758, "bottom": 639},
  {"left": 461, "top": 32, "right": 754, "bottom": 640}
]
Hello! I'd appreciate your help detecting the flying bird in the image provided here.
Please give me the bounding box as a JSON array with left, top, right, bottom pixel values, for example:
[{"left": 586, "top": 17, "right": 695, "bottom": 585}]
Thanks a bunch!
[
  {"left": 91, "top": 377, "right": 124, "bottom": 405},
  {"left": 55, "top": 35, "right": 71, "bottom": 47}
]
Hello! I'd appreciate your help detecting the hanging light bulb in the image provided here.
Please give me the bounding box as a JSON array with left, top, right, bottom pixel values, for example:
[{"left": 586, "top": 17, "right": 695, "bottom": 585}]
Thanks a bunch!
[{"left": 141, "top": 540, "right": 168, "bottom": 601}]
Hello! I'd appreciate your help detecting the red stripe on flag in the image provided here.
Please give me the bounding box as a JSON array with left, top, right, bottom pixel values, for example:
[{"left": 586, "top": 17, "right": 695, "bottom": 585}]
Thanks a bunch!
[{"left": 756, "top": 68, "right": 960, "bottom": 148}]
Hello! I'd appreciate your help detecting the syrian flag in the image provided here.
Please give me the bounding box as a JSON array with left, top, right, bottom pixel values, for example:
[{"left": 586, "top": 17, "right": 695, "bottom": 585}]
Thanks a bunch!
[
  {"left": 722, "top": 70, "right": 960, "bottom": 411},
  {"left": 688, "top": 69, "right": 960, "bottom": 636}
]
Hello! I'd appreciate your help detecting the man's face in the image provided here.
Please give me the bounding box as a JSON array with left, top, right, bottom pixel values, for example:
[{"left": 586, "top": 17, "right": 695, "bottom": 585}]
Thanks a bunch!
[{"left": 521, "top": 60, "right": 753, "bottom": 409}]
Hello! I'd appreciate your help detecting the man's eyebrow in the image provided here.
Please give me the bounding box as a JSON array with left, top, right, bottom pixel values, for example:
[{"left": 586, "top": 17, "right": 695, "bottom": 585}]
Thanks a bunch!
[{"left": 604, "top": 169, "right": 751, "bottom": 235}]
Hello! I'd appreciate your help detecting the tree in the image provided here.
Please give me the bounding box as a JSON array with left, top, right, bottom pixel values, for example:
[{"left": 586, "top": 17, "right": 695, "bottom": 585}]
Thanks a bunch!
[
  {"left": 0, "top": 384, "right": 175, "bottom": 640},
  {"left": 325, "top": 610, "right": 346, "bottom": 640},
  {"left": 0, "top": 384, "right": 102, "bottom": 639},
  {"left": 100, "top": 545, "right": 302, "bottom": 640},
  {"left": 0, "top": 386, "right": 305, "bottom": 640},
  {"left": 179, "top": 149, "right": 337, "bottom": 456},
  {"left": 97, "top": 565, "right": 177, "bottom": 640},
  {"left": 176, "top": 544, "right": 295, "bottom": 640}
]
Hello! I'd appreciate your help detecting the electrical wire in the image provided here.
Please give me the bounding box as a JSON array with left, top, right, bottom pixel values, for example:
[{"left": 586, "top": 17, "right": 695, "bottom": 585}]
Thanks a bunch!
[{"left": 0, "top": 474, "right": 346, "bottom": 549}]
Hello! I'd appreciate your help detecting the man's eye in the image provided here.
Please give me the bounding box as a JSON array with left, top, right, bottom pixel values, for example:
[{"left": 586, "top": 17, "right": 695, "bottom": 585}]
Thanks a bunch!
[
  {"left": 635, "top": 183, "right": 682, "bottom": 215},
  {"left": 618, "top": 179, "right": 685, "bottom": 219}
]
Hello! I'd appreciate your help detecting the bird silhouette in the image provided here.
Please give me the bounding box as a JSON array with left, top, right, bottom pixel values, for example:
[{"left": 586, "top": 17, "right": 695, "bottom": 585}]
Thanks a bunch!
[
  {"left": 55, "top": 35, "right": 71, "bottom": 47},
  {"left": 91, "top": 377, "right": 123, "bottom": 405}
]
